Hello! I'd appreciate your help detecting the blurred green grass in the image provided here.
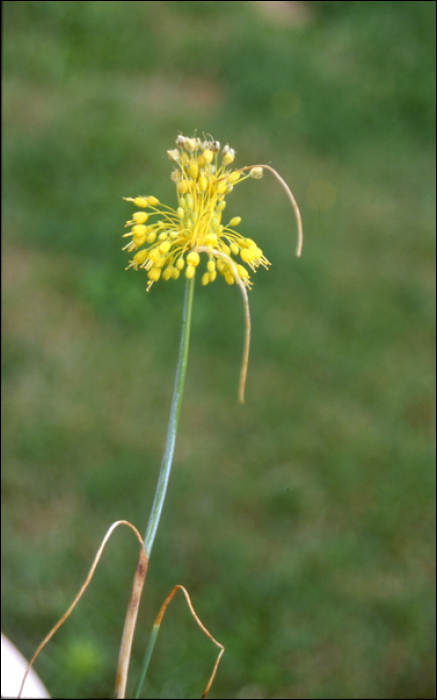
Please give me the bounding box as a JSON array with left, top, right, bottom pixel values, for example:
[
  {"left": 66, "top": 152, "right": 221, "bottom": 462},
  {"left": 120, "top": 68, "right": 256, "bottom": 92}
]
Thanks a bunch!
[{"left": 2, "top": 1, "right": 435, "bottom": 698}]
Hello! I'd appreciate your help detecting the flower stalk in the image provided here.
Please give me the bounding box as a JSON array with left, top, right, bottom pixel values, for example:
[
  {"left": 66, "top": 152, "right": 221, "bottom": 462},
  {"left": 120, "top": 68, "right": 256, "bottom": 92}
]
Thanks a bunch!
[
  {"left": 144, "top": 273, "right": 196, "bottom": 558},
  {"left": 19, "top": 134, "right": 303, "bottom": 700},
  {"left": 115, "top": 275, "right": 195, "bottom": 698},
  {"left": 116, "top": 134, "right": 303, "bottom": 697}
]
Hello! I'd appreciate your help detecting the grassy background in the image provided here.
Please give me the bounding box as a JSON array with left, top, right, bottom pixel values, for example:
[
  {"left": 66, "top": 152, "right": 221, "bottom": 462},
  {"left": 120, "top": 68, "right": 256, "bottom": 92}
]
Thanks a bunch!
[{"left": 2, "top": 1, "right": 435, "bottom": 698}]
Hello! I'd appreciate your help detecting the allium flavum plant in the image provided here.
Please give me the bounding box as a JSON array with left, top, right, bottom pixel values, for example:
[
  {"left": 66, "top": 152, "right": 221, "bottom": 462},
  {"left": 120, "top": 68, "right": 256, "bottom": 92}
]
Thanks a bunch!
[
  {"left": 117, "top": 136, "right": 303, "bottom": 699},
  {"left": 18, "top": 134, "right": 302, "bottom": 700}
]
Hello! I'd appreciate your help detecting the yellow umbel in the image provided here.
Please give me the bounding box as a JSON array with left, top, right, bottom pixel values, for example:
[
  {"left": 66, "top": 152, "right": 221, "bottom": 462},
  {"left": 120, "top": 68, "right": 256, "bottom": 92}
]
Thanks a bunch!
[{"left": 123, "top": 135, "right": 270, "bottom": 291}]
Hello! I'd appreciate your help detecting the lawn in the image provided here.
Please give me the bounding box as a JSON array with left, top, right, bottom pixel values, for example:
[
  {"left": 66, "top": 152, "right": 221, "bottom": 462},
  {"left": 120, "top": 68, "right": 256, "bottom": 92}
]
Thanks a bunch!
[{"left": 2, "top": 2, "right": 435, "bottom": 698}]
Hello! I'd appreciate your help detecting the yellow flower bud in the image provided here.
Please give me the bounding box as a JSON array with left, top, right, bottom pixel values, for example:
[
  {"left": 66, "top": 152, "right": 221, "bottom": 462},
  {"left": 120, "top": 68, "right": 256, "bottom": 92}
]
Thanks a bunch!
[
  {"left": 240, "top": 249, "right": 253, "bottom": 263},
  {"left": 229, "top": 216, "right": 241, "bottom": 226},
  {"left": 148, "top": 267, "right": 161, "bottom": 281},
  {"left": 177, "top": 179, "right": 190, "bottom": 194},
  {"left": 217, "top": 181, "right": 228, "bottom": 195},
  {"left": 132, "top": 196, "right": 148, "bottom": 207},
  {"left": 227, "top": 171, "right": 241, "bottom": 184},
  {"left": 149, "top": 247, "right": 162, "bottom": 262},
  {"left": 185, "top": 264, "right": 196, "bottom": 279},
  {"left": 133, "top": 249, "right": 148, "bottom": 265},
  {"left": 205, "top": 233, "right": 218, "bottom": 246},
  {"left": 132, "top": 224, "right": 148, "bottom": 236},
  {"left": 186, "top": 251, "right": 200, "bottom": 266},
  {"left": 132, "top": 232, "right": 147, "bottom": 247},
  {"left": 198, "top": 175, "right": 207, "bottom": 192},
  {"left": 132, "top": 212, "right": 149, "bottom": 223},
  {"left": 147, "top": 231, "right": 157, "bottom": 244},
  {"left": 189, "top": 162, "right": 198, "bottom": 180}
]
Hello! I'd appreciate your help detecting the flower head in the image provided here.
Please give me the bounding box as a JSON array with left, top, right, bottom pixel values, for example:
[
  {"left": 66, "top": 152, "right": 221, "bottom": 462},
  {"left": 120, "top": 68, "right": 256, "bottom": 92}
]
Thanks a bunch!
[
  {"left": 123, "top": 134, "right": 303, "bottom": 402},
  {"left": 123, "top": 135, "right": 271, "bottom": 291}
]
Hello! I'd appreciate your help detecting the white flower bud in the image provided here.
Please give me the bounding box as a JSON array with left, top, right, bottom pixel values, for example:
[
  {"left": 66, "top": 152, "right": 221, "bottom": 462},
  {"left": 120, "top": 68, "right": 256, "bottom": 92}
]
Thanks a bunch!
[
  {"left": 249, "top": 167, "right": 263, "bottom": 179},
  {"left": 183, "top": 138, "right": 197, "bottom": 152},
  {"left": 167, "top": 149, "right": 180, "bottom": 162}
]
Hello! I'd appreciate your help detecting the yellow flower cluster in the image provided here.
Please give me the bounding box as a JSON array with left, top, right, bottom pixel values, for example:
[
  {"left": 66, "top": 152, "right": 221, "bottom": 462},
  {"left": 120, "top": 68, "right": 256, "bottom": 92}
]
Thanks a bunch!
[{"left": 123, "top": 135, "right": 270, "bottom": 291}]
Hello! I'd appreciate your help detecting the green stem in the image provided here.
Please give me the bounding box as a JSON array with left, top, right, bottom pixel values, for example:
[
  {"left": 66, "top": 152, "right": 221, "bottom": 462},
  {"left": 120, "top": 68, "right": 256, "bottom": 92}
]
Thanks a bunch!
[
  {"left": 143, "top": 274, "right": 195, "bottom": 557},
  {"left": 131, "top": 623, "right": 160, "bottom": 698},
  {"left": 116, "top": 276, "right": 195, "bottom": 699}
]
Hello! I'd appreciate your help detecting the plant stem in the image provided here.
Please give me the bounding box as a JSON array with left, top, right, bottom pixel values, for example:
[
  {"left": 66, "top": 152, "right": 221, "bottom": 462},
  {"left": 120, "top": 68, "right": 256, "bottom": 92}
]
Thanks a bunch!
[
  {"left": 131, "top": 621, "right": 160, "bottom": 698},
  {"left": 115, "top": 548, "right": 148, "bottom": 699},
  {"left": 143, "top": 274, "right": 195, "bottom": 557},
  {"left": 115, "top": 275, "right": 196, "bottom": 698}
]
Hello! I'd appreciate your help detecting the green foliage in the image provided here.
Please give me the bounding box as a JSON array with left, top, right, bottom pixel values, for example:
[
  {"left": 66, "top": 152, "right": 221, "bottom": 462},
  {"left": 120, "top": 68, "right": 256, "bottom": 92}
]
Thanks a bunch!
[{"left": 2, "top": 1, "right": 435, "bottom": 699}]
